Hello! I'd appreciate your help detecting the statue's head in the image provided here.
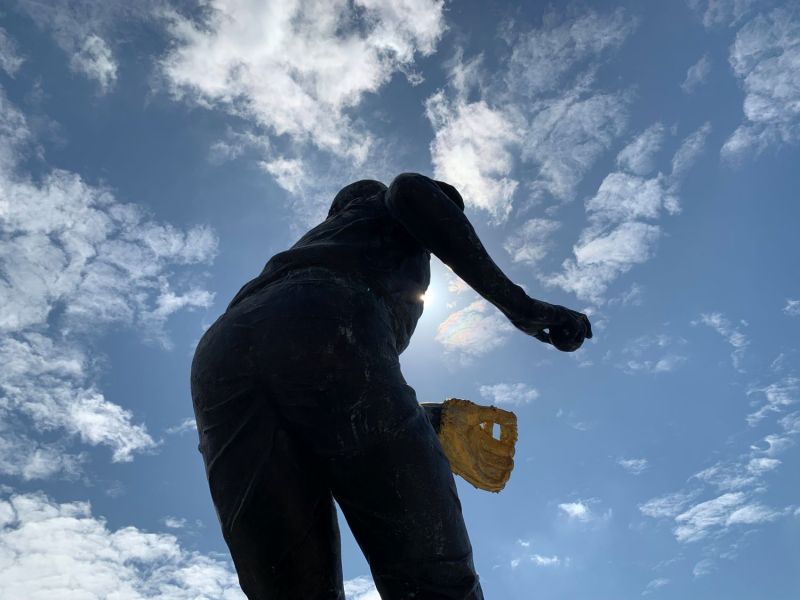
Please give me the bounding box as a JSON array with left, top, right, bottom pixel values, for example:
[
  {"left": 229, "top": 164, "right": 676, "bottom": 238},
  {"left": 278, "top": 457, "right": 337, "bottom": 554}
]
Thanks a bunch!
[{"left": 328, "top": 180, "right": 387, "bottom": 218}]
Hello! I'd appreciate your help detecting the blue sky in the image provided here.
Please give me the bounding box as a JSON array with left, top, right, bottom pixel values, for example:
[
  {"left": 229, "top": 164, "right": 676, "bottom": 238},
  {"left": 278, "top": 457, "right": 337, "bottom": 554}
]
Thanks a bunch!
[{"left": 0, "top": 0, "right": 798, "bottom": 598}]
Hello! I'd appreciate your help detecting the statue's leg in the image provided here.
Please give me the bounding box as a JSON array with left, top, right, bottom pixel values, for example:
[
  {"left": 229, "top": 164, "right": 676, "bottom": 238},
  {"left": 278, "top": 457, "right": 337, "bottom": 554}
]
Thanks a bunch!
[
  {"left": 242, "top": 276, "right": 484, "bottom": 599},
  {"left": 193, "top": 271, "right": 483, "bottom": 599},
  {"left": 191, "top": 309, "right": 345, "bottom": 600},
  {"left": 327, "top": 386, "right": 485, "bottom": 600}
]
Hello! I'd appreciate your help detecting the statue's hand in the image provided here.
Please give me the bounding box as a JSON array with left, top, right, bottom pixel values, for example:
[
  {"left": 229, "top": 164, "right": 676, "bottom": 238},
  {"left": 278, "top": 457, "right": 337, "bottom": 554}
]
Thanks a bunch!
[
  {"left": 512, "top": 300, "right": 593, "bottom": 352},
  {"left": 437, "top": 398, "right": 518, "bottom": 493},
  {"left": 541, "top": 305, "right": 593, "bottom": 352}
]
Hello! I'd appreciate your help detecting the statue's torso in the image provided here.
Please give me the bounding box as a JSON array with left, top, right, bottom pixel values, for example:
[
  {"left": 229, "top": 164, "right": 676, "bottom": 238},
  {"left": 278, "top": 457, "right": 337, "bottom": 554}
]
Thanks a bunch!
[{"left": 228, "top": 191, "right": 430, "bottom": 353}]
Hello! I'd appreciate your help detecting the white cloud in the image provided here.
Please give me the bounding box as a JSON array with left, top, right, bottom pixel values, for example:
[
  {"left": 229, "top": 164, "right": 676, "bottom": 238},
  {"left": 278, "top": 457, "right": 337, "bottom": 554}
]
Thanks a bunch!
[
  {"left": 618, "top": 457, "right": 649, "bottom": 475},
  {"left": 0, "top": 28, "right": 24, "bottom": 77},
  {"left": 0, "top": 88, "right": 216, "bottom": 468},
  {"left": 550, "top": 123, "right": 710, "bottom": 302},
  {"left": 783, "top": 299, "right": 800, "bottom": 316},
  {"left": 693, "top": 461, "right": 759, "bottom": 491},
  {"left": 504, "top": 8, "right": 636, "bottom": 97},
  {"left": 781, "top": 411, "right": 800, "bottom": 434},
  {"left": 425, "top": 8, "right": 636, "bottom": 223},
  {"left": 522, "top": 88, "right": 630, "bottom": 202},
  {"left": 479, "top": 383, "right": 539, "bottom": 406},
  {"left": 162, "top": 0, "right": 445, "bottom": 164},
  {"left": 426, "top": 94, "right": 520, "bottom": 221},
  {"left": 0, "top": 490, "right": 377, "bottom": 599},
  {"left": 694, "top": 312, "right": 749, "bottom": 370},
  {"left": 670, "top": 122, "right": 712, "bottom": 182},
  {"left": 688, "top": 0, "right": 763, "bottom": 29},
  {"left": 510, "top": 540, "right": 564, "bottom": 569},
  {"left": 722, "top": 6, "right": 800, "bottom": 160},
  {"left": 617, "top": 332, "right": 689, "bottom": 375},
  {"left": 682, "top": 54, "right": 712, "bottom": 93},
  {"left": 746, "top": 377, "right": 799, "bottom": 426},
  {"left": 673, "top": 492, "right": 781, "bottom": 542},
  {"left": 586, "top": 173, "right": 675, "bottom": 222},
  {"left": 14, "top": 0, "right": 145, "bottom": 92},
  {"left": 0, "top": 333, "right": 157, "bottom": 463},
  {"left": 0, "top": 429, "right": 85, "bottom": 480},
  {"left": 70, "top": 34, "right": 117, "bottom": 92},
  {"left": 639, "top": 491, "right": 699, "bottom": 519},
  {"left": 503, "top": 9, "right": 636, "bottom": 202},
  {"left": 344, "top": 576, "right": 382, "bottom": 600},
  {"left": 693, "top": 558, "right": 715, "bottom": 578},
  {"left": 616, "top": 124, "right": 666, "bottom": 176},
  {"left": 0, "top": 491, "right": 246, "bottom": 599},
  {"left": 446, "top": 273, "right": 470, "bottom": 295},
  {"left": 435, "top": 299, "right": 514, "bottom": 358},
  {"left": 558, "top": 501, "right": 591, "bottom": 521},
  {"left": 163, "top": 516, "right": 187, "bottom": 529},
  {"left": 624, "top": 354, "right": 687, "bottom": 375},
  {"left": 530, "top": 554, "right": 560, "bottom": 567},
  {"left": 166, "top": 417, "right": 198, "bottom": 436},
  {"left": 503, "top": 218, "right": 560, "bottom": 265},
  {"left": 642, "top": 577, "right": 670, "bottom": 595},
  {"left": 260, "top": 157, "right": 306, "bottom": 196},
  {"left": 673, "top": 492, "right": 745, "bottom": 542},
  {"left": 751, "top": 432, "right": 794, "bottom": 456},
  {"left": 550, "top": 222, "right": 661, "bottom": 302}
]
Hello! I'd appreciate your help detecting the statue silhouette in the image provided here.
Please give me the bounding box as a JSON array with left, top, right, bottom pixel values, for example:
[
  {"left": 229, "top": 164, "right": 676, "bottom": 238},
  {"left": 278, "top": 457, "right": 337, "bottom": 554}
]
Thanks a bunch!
[{"left": 191, "top": 173, "right": 592, "bottom": 599}]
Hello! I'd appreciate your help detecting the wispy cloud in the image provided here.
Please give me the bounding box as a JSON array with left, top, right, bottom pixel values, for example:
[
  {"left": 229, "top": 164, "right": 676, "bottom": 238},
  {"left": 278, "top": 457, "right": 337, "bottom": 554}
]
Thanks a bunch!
[
  {"left": 687, "top": 0, "right": 763, "bottom": 29},
  {"left": 425, "top": 8, "right": 636, "bottom": 222},
  {"left": 426, "top": 92, "right": 520, "bottom": 221},
  {"left": 616, "top": 124, "right": 666, "bottom": 177},
  {"left": 550, "top": 123, "right": 710, "bottom": 302},
  {"left": 558, "top": 501, "right": 595, "bottom": 522},
  {"left": 503, "top": 218, "right": 561, "bottom": 266},
  {"left": 0, "top": 490, "right": 377, "bottom": 599},
  {"left": 617, "top": 333, "right": 688, "bottom": 375},
  {"left": 162, "top": 0, "right": 444, "bottom": 164},
  {"left": 618, "top": 457, "right": 649, "bottom": 475},
  {"left": 14, "top": 0, "right": 151, "bottom": 92},
  {"left": 510, "top": 539, "right": 564, "bottom": 569},
  {"left": 0, "top": 88, "right": 216, "bottom": 470},
  {"left": 681, "top": 54, "right": 712, "bottom": 93},
  {"left": 722, "top": 6, "right": 800, "bottom": 160},
  {"left": 0, "top": 28, "right": 24, "bottom": 77},
  {"left": 746, "top": 377, "right": 799, "bottom": 426},
  {"left": 642, "top": 577, "right": 670, "bottom": 595},
  {"left": 674, "top": 492, "right": 781, "bottom": 542},
  {"left": 0, "top": 428, "right": 85, "bottom": 481},
  {"left": 693, "top": 312, "right": 749, "bottom": 371},
  {"left": 344, "top": 576, "right": 381, "bottom": 600},
  {"left": 165, "top": 417, "right": 197, "bottom": 436},
  {"left": 0, "top": 491, "right": 246, "bottom": 598},
  {"left": 0, "top": 333, "right": 157, "bottom": 464},
  {"left": 783, "top": 299, "right": 800, "bottom": 317},
  {"left": 436, "top": 300, "right": 514, "bottom": 359},
  {"left": 640, "top": 490, "right": 700, "bottom": 519},
  {"left": 479, "top": 383, "right": 539, "bottom": 406}
]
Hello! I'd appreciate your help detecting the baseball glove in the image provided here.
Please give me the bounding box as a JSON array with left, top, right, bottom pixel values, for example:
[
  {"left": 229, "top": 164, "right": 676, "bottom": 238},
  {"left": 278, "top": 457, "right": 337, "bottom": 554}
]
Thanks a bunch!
[{"left": 436, "top": 397, "right": 518, "bottom": 493}]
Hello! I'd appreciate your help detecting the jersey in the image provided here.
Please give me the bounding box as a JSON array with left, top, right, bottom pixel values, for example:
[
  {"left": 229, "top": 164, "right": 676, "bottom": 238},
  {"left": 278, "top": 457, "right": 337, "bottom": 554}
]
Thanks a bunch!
[{"left": 227, "top": 189, "right": 431, "bottom": 354}]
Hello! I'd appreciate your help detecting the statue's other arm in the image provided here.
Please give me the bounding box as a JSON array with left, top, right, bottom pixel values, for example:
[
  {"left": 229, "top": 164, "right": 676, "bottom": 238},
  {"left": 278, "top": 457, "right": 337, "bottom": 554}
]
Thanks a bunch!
[{"left": 385, "top": 172, "right": 583, "bottom": 340}]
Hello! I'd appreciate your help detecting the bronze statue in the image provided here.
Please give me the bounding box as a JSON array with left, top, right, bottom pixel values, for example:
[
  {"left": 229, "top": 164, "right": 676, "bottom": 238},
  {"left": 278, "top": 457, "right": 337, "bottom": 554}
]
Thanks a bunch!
[{"left": 191, "top": 173, "right": 592, "bottom": 599}]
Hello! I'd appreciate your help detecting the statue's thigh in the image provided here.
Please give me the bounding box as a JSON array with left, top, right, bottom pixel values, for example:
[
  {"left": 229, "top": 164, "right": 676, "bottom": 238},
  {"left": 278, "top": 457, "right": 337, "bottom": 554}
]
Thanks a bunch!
[
  {"left": 328, "top": 408, "right": 483, "bottom": 600},
  {"left": 219, "top": 421, "right": 345, "bottom": 600},
  {"left": 192, "top": 314, "right": 345, "bottom": 599}
]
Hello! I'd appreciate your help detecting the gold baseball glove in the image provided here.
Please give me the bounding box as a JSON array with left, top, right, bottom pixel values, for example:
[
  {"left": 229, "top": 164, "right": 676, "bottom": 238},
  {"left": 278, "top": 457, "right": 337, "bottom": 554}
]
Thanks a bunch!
[{"left": 435, "top": 398, "right": 518, "bottom": 493}]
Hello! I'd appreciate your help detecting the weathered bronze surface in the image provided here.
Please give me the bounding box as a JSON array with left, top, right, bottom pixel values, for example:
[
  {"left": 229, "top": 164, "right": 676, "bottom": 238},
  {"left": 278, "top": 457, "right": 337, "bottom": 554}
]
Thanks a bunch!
[{"left": 190, "top": 173, "right": 592, "bottom": 599}]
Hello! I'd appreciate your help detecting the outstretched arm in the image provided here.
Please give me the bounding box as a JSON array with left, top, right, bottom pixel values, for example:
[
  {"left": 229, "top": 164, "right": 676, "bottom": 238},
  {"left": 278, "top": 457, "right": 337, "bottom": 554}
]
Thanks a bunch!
[{"left": 385, "top": 172, "right": 591, "bottom": 346}]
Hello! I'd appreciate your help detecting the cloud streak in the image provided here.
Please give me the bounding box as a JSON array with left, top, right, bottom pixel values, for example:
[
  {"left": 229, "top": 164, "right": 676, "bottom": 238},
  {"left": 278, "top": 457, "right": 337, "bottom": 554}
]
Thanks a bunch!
[{"left": 0, "top": 88, "right": 216, "bottom": 470}]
